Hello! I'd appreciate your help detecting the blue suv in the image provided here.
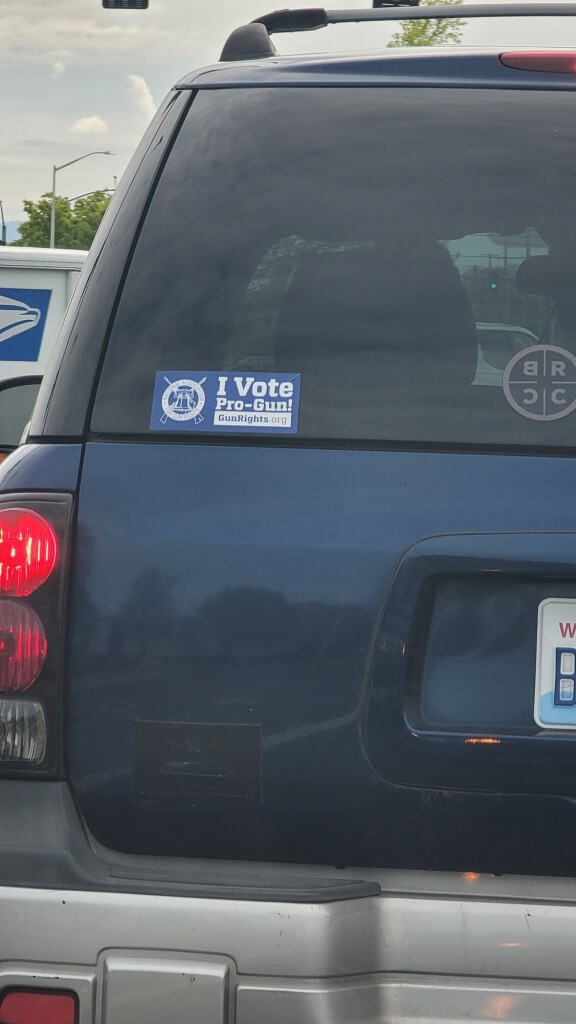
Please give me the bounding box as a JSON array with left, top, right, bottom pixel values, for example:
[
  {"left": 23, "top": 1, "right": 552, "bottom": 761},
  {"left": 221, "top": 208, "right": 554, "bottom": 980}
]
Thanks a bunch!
[{"left": 2, "top": 5, "right": 576, "bottom": 1022}]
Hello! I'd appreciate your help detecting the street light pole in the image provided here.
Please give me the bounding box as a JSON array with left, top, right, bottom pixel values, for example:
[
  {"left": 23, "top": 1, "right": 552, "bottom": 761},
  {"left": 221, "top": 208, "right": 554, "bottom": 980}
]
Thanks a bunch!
[
  {"left": 50, "top": 165, "right": 57, "bottom": 249},
  {"left": 49, "top": 150, "right": 113, "bottom": 248}
]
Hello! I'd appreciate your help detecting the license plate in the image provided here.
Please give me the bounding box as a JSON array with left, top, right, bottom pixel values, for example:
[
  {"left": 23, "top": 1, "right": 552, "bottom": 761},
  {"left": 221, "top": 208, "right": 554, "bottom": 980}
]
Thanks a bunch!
[{"left": 535, "top": 598, "right": 576, "bottom": 729}]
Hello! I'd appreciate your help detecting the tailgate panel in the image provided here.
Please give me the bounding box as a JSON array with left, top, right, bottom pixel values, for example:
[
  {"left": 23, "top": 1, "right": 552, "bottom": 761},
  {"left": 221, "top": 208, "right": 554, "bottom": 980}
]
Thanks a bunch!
[{"left": 68, "top": 442, "right": 576, "bottom": 873}]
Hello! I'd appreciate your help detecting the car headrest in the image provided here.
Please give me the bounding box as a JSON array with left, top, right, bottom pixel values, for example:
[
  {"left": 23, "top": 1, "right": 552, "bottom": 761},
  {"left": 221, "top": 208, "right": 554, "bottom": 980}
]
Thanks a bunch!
[
  {"left": 275, "top": 242, "right": 478, "bottom": 379},
  {"left": 516, "top": 254, "right": 576, "bottom": 333},
  {"left": 515, "top": 255, "right": 573, "bottom": 298}
]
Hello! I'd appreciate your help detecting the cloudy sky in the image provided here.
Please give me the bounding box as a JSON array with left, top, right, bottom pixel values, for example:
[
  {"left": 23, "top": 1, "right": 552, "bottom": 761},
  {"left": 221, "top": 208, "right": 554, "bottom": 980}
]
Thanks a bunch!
[{"left": 2, "top": 0, "right": 576, "bottom": 228}]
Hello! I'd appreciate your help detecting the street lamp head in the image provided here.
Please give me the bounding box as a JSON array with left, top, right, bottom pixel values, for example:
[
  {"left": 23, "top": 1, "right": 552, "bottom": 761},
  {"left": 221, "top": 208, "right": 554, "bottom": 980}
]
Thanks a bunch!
[{"left": 53, "top": 150, "right": 115, "bottom": 173}]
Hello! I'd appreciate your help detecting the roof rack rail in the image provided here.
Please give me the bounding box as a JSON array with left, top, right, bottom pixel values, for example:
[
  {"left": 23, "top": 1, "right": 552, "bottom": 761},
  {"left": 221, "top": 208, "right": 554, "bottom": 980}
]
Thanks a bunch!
[{"left": 220, "top": 3, "right": 576, "bottom": 62}]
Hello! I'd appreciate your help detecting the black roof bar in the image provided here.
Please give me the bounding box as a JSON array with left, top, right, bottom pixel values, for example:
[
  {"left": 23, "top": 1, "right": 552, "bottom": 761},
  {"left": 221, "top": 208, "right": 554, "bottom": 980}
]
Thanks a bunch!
[{"left": 221, "top": 3, "right": 576, "bottom": 61}]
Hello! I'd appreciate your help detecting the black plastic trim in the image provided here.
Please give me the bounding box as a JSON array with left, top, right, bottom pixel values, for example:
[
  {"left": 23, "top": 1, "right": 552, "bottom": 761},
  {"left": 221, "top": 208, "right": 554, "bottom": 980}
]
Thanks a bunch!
[
  {"left": 221, "top": 24, "right": 278, "bottom": 62},
  {"left": 254, "top": 8, "right": 329, "bottom": 32},
  {"left": 85, "top": 430, "right": 576, "bottom": 461},
  {"left": 0, "top": 781, "right": 380, "bottom": 903}
]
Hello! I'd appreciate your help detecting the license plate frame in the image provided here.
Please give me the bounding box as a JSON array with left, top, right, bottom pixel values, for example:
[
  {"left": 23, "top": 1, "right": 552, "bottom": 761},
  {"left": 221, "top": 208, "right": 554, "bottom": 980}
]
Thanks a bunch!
[{"left": 535, "top": 597, "right": 576, "bottom": 730}]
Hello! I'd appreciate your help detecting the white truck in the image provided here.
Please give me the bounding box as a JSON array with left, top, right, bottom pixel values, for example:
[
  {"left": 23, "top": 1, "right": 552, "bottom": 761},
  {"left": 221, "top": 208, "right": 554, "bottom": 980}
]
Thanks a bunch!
[{"left": 0, "top": 246, "right": 87, "bottom": 449}]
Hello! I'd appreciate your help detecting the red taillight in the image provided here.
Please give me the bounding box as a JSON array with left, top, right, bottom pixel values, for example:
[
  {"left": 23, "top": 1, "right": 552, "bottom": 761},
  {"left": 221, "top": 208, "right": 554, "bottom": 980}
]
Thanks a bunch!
[
  {"left": 0, "top": 509, "right": 58, "bottom": 597},
  {"left": 0, "top": 601, "right": 47, "bottom": 693},
  {"left": 0, "top": 991, "right": 76, "bottom": 1024},
  {"left": 0, "top": 495, "right": 71, "bottom": 773},
  {"left": 500, "top": 51, "right": 576, "bottom": 74}
]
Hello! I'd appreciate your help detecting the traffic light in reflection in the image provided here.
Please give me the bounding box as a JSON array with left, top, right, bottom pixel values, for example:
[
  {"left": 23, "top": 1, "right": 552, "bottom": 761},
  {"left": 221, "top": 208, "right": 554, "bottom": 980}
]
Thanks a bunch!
[{"left": 487, "top": 267, "right": 500, "bottom": 291}]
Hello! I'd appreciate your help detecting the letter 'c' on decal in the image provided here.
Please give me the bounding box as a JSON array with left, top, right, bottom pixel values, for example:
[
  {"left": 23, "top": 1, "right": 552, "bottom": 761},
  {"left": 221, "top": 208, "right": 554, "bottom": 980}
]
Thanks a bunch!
[{"left": 552, "top": 388, "right": 567, "bottom": 406}]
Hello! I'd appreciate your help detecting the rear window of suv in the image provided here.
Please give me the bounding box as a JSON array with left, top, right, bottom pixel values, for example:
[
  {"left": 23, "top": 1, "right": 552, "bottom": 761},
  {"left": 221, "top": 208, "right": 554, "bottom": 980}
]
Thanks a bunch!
[{"left": 91, "top": 86, "right": 576, "bottom": 447}]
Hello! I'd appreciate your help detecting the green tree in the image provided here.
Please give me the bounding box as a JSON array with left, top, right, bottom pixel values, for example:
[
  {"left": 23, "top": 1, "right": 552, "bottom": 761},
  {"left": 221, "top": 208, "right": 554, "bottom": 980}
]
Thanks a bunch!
[
  {"left": 388, "top": 0, "right": 464, "bottom": 48},
  {"left": 12, "top": 194, "right": 74, "bottom": 248},
  {"left": 68, "top": 192, "right": 112, "bottom": 250},
  {"left": 12, "top": 190, "right": 111, "bottom": 249}
]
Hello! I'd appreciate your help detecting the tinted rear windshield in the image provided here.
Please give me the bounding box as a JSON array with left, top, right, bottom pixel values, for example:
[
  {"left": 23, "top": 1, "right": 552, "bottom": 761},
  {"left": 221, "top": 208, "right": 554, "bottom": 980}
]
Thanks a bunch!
[{"left": 92, "top": 86, "right": 576, "bottom": 448}]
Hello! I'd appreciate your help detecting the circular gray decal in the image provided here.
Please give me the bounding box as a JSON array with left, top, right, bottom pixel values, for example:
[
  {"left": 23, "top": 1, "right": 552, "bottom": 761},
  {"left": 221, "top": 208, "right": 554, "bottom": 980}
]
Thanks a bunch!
[{"left": 502, "top": 345, "right": 576, "bottom": 421}]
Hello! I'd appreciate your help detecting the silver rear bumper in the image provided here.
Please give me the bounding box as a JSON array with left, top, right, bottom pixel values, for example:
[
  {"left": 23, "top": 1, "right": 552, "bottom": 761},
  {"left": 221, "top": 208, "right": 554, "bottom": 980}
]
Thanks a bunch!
[{"left": 3, "top": 883, "right": 576, "bottom": 1023}]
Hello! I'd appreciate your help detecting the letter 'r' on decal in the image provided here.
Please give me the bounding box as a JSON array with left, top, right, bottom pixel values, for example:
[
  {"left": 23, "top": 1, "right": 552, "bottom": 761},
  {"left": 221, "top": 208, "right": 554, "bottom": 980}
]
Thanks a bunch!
[{"left": 552, "top": 361, "right": 566, "bottom": 377}]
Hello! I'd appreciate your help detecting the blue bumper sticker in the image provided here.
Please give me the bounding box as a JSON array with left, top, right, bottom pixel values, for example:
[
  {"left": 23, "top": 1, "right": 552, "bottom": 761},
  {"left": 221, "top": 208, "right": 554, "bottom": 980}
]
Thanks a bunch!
[
  {"left": 151, "top": 371, "right": 301, "bottom": 433},
  {"left": 0, "top": 288, "right": 52, "bottom": 361}
]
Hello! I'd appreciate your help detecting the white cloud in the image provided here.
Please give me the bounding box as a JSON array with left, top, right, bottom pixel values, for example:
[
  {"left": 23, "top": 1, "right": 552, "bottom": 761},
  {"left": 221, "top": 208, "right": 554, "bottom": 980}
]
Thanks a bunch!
[
  {"left": 0, "top": 0, "right": 195, "bottom": 71},
  {"left": 70, "top": 115, "right": 110, "bottom": 135},
  {"left": 127, "top": 74, "right": 156, "bottom": 124},
  {"left": 3, "top": 0, "right": 576, "bottom": 76},
  {"left": 3, "top": 0, "right": 576, "bottom": 224}
]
